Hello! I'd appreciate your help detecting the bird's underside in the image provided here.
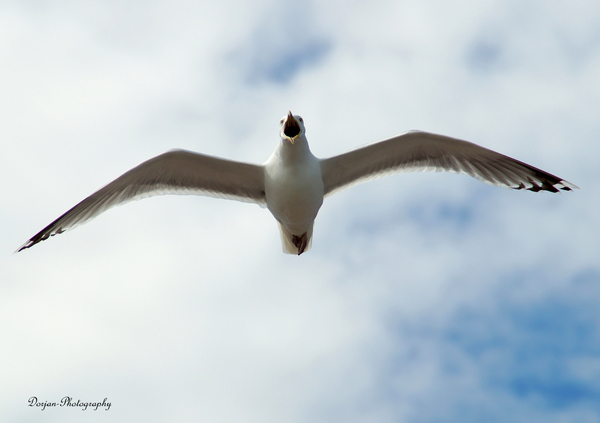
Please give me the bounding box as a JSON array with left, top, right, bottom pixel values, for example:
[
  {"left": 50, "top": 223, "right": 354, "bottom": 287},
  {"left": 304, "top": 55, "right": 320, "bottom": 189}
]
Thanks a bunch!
[{"left": 17, "top": 116, "right": 577, "bottom": 254}]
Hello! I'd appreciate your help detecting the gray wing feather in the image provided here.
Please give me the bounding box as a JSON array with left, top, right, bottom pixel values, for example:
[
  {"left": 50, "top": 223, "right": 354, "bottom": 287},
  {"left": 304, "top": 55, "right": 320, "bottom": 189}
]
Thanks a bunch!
[
  {"left": 320, "top": 131, "right": 577, "bottom": 196},
  {"left": 18, "top": 149, "right": 265, "bottom": 251}
]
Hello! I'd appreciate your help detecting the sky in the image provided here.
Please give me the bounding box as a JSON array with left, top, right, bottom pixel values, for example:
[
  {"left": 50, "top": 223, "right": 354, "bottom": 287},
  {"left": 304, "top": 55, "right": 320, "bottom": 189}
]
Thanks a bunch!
[{"left": 1, "top": 0, "right": 599, "bottom": 422}]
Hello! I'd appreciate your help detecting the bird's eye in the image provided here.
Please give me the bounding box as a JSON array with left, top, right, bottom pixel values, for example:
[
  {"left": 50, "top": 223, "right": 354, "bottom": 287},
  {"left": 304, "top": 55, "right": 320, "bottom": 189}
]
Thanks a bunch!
[
  {"left": 279, "top": 119, "right": 284, "bottom": 125},
  {"left": 298, "top": 117, "right": 303, "bottom": 123}
]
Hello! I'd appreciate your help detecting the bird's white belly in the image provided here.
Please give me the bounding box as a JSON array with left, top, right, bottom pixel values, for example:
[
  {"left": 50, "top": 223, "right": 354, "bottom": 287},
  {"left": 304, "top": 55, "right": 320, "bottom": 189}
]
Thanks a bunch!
[{"left": 265, "top": 162, "right": 324, "bottom": 235}]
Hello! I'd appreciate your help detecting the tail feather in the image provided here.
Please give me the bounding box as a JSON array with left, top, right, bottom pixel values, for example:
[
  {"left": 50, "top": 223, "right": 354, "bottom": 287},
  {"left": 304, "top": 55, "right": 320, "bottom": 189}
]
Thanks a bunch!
[{"left": 277, "top": 222, "right": 313, "bottom": 255}]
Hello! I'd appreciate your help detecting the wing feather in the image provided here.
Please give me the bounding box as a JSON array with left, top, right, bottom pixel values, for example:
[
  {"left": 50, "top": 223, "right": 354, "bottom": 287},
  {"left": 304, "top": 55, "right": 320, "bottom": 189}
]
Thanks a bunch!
[
  {"left": 18, "top": 149, "right": 265, "bottom": 251},
  {"left": 320, "top": 131, "right": 577, "bottom": 196}
]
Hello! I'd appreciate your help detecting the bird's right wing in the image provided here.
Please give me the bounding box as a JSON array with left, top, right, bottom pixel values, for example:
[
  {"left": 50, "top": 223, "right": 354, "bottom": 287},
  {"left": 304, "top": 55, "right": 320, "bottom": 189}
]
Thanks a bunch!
[
  {"left": 18, "top": 150, "right": 265, "bottom": 251},
  {"left": 320, "top": 131, "right": 577, "bottom": 196}
]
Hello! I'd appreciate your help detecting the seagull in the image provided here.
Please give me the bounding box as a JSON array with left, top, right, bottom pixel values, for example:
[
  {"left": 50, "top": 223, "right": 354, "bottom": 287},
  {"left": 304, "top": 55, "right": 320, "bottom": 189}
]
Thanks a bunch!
[{"left": 17, "top": 111, "right": 577, "bottom": 255}]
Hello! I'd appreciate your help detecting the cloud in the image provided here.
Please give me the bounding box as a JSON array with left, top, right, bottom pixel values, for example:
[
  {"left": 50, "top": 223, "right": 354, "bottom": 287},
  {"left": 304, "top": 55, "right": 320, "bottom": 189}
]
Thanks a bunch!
[
  {"left": 407, "top": 269, "right": 600, "bottom": 421},
  {"left": 1, "top": 0, "right": 599, "bottom": 422}
]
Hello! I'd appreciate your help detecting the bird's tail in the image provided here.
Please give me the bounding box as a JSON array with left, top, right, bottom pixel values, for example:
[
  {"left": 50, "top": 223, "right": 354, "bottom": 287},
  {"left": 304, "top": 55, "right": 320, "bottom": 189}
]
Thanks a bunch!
[{"left": 277, "top": 222, "right": 313, "bottom": 255}]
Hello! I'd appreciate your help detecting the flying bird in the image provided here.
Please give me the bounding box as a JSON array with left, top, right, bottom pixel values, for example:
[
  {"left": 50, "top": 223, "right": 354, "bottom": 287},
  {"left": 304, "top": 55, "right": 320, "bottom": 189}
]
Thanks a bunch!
[{"left": 17, "top": 111, "right": 577, "bottom": 255}]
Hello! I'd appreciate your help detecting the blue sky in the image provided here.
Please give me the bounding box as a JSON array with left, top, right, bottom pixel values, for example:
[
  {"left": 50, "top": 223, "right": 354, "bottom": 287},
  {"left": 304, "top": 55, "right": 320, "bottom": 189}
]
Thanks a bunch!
[{"left": 2, "top": 0, "right": 599, "bottom": 422}]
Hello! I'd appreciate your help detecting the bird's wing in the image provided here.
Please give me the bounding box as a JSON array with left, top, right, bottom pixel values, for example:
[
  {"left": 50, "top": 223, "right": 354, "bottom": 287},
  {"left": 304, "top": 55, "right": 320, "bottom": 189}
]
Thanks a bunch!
[
  {"left": 18, "top": 149, "right": 265, "bottom": 251},
  {"left": 320, "top": 131, "right": 577, "bottom": 196}
]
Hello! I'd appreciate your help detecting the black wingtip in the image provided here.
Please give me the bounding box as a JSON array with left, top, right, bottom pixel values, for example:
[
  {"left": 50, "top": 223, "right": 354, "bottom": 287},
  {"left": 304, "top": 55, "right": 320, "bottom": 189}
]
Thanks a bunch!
[
  {"left": 15, "top": 226, "right": 63, "bottom": 253},
  {"left": 14, "top": 242, "right": 31, "bottom": 254},
  {"left": 15, "top": 238, "right": 39, "bottom": 253},
  {"left": 514, "top": 176, "right": 577, "bottom": 193}
]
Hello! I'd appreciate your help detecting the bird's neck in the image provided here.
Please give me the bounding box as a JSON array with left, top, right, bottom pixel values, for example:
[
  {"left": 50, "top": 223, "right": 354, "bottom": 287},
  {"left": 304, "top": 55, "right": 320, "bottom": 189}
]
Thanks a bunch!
[{"left": 277, "top": 136, "right": 314, "bottom": 164}]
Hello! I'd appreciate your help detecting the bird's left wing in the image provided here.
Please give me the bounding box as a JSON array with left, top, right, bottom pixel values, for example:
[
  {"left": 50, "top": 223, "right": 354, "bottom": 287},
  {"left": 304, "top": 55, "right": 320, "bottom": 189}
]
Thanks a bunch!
[
  {"left": 320, "top": 131, "right": 577, "bottom": 196},
  {"left": 17, "top": 149, "right": 265, "bottom": 251}
]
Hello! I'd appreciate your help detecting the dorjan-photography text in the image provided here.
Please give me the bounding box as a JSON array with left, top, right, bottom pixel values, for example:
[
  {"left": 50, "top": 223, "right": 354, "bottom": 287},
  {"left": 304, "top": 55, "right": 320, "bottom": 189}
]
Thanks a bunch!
[{"left": 28, "top": 396, "right": 111, "bottom": 411}]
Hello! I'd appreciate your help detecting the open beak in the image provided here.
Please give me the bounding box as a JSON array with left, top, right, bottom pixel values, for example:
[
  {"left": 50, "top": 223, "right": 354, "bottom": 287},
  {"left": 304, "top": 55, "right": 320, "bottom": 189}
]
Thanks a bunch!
[{"left": 283, "top": 110, "right": 301, "bottom": 143}]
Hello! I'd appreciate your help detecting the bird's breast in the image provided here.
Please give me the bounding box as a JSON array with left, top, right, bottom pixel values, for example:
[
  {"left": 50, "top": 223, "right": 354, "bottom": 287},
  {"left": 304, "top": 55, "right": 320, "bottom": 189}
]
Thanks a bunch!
[{"left": 264, "top": 158, "right": 324, "bottom": 233}]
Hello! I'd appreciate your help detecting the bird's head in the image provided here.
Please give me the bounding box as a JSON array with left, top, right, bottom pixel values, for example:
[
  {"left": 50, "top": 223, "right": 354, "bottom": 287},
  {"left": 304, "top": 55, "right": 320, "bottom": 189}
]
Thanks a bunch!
[{"left": 279, "top": 111, "right": 305, "bottom": 144}]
